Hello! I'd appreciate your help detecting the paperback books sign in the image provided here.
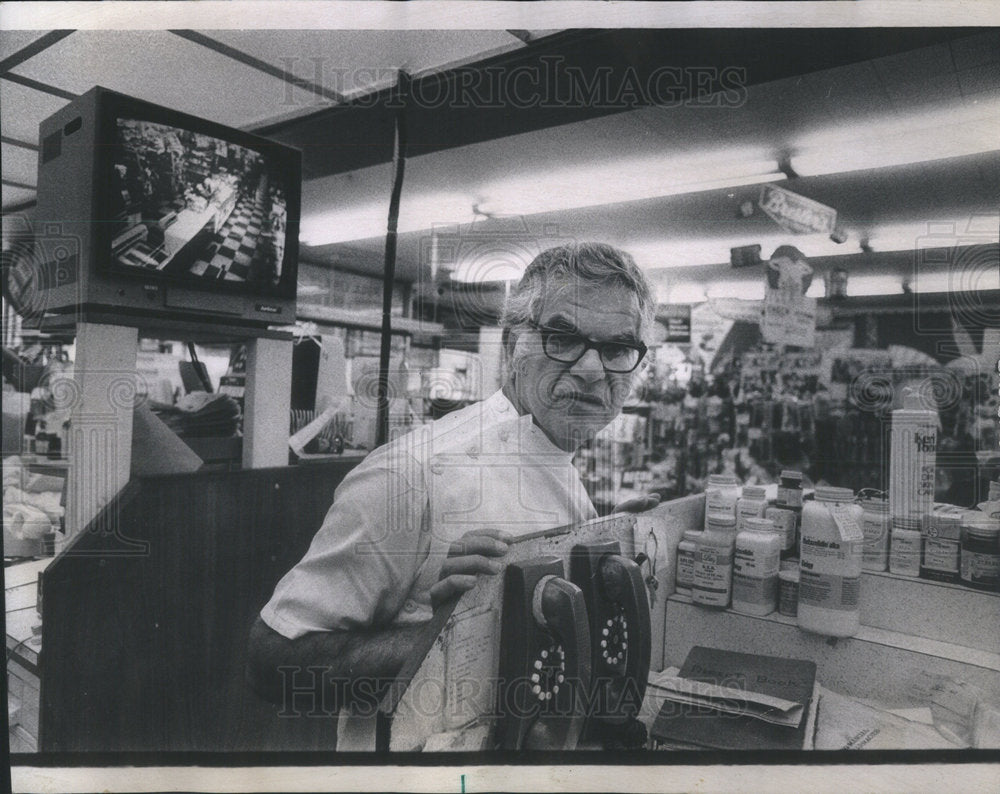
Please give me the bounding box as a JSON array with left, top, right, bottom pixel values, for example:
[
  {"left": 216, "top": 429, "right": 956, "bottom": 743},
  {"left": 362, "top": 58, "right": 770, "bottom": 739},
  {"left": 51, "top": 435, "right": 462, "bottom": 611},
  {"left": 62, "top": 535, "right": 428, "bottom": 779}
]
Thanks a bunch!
[{"left": 759, "top": 184, "right": 837, "bottom": 235}]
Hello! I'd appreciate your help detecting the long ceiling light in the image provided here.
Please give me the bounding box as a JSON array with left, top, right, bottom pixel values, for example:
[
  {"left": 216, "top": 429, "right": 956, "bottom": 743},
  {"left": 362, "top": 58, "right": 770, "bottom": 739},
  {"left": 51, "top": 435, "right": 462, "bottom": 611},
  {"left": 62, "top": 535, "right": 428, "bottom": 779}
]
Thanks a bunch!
[
  {"left": 300, "top": 151, "right": 785, "bottom": 247},
  {"left": 790, "top": 100, "right": 1000, "bottom": 177}
]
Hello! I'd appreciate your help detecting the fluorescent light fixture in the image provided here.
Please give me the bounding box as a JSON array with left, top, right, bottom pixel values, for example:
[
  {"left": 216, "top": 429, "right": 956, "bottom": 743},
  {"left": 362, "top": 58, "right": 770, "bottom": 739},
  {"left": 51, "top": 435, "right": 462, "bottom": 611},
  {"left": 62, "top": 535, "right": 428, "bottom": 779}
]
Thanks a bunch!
[
  {"left": 630, "top": 232, "right": 861, "bottom": 270},
  {"left": 663, "top": 282, "right": 708, "bottom": 304},
  {"left": 867, "top": 217, "right": 1000, "bottom": 253},
  {"left": 790, "top": 100, "right": 1000, "bottom": 176},
  {"left": 300, "top": 150, "right": 784, "bottom": 246},
  {"left": 846, "top": 276, "right": 903, "bottom": 297},
  {"left": 300, "top": 191, "right": 478, "bottom": 246},
  {"left": 485, "top": 155, "right": 783, "bottom": 217}
]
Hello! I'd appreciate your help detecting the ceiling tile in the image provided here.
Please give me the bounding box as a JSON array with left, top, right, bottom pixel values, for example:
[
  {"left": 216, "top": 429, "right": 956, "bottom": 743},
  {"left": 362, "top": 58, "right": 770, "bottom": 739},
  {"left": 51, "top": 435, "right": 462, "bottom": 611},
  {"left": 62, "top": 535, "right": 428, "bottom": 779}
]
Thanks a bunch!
[
  {"left": 7, "top": 30, "right": 319, "bottom": 129},
  {"left": 1, "top": 144, "right": 38, "bottom": 186},
  {"left": 950, "top": 32, "right": 1000, "bottom": 71},
  {"left": 0, "top": 77, "right": 69, "bottom": 143},
  {"left": 0, "top": 30, "right": 53, "bottom": 63},
  {"left": 1, "top": 184, "right": 35, "bottom": 209}
]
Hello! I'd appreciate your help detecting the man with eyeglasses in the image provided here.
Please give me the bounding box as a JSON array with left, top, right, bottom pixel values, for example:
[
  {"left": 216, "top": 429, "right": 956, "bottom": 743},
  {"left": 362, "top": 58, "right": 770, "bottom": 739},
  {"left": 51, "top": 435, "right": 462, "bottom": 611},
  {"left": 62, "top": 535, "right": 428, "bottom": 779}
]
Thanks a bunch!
[{"left": 248, "top": 242, "right": 659, "bottom": 725}]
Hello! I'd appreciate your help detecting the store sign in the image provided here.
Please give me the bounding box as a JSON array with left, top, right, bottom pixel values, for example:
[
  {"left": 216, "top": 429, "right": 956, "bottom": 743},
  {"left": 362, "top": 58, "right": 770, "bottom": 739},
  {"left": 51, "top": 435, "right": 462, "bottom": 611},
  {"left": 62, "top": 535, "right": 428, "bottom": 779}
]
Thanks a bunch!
[
  {"left": 759, "top": 184, "right": 837, "bottom": 235},
  {"left": 658, "top": 304, "right": 692, "bottom": 343}
]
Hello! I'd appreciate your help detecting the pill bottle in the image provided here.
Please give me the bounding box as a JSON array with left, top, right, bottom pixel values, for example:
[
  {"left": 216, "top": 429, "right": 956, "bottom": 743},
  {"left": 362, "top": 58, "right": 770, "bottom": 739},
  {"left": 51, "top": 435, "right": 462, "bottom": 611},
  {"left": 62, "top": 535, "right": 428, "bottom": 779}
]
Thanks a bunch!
[
  {"left": 889, "top": 389, "right": 937, "bottom": 525},
  {"left": 921, "top": 512, "right": 961, "bottom": 583},
  {"left": 889, "top": 517, "right": 922, "bottom": 577},
  {"left": 692, "top": 523, "right": 735, "bottom": 609},
  {"left": 774, "top": 470, "right": 804, "bottom": 557},
  {"left": 778, "top": 567, "right": 800, "bottom": 617},
  {"left": 736, "top": 485, "right": 769, "bottom": 532},
  {"left": 732, "top": 517, "right": 781, "bottom": 616},
  {"left": 675, "top": 530, "right": 702, "bottom": 597},
  {"left": 860, "top": 498, "right": 890, "bottom": 572},
  {"left": 960, "top": 513, "right": 1000, "bottom": 592},
  {"left": 798, "top": 486, "right": 864, "bottom": 637},
  {"left": 704, "top": 473, "right": 740, "bottom": 530}
]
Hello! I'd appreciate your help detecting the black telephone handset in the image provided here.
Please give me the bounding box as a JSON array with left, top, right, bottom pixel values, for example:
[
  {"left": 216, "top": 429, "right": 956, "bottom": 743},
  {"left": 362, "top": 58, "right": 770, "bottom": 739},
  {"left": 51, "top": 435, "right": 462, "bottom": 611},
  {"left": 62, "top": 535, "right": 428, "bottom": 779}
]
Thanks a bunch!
[
  {"left": 570, "top": 540, "right": 651, "bottom": 746},
  {"left": 496, "top": 557, "right": 592, "bottom": 751}
]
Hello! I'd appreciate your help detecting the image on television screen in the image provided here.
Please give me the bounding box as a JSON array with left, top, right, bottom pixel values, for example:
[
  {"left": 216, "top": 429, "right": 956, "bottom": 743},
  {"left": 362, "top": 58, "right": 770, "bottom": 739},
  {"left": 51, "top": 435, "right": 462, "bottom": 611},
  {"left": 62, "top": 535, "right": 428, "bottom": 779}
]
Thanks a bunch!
[{"left": 109, "top": 118, "right": 288, "bottom": 291}]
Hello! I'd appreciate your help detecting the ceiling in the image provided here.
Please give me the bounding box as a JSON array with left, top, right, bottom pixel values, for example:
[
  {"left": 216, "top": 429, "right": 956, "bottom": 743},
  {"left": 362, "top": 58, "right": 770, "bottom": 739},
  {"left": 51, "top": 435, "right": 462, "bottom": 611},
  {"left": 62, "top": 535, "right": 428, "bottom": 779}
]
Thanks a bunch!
[{"left": 2, "top": 28, "right": 998, "bottom": 301}]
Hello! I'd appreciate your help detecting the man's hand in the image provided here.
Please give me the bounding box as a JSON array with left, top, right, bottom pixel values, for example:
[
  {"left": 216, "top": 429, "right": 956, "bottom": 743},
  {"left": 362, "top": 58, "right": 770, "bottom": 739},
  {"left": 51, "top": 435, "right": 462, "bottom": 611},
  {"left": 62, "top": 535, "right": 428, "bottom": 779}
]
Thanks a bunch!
[
  {"left": 430, "top": 528, "right": 512, "bottom": 607},
  {"left": 612, "top": 492, "right": 662, "bottom": 514}
]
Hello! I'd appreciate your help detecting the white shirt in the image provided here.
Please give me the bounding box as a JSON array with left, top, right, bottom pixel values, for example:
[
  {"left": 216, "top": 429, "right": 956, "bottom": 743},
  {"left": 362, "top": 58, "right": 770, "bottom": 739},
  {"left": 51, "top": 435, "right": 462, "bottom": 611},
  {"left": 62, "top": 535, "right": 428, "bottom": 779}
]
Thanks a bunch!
[{"left": 261, "top": 390, "right": 597, "bottom": 638}]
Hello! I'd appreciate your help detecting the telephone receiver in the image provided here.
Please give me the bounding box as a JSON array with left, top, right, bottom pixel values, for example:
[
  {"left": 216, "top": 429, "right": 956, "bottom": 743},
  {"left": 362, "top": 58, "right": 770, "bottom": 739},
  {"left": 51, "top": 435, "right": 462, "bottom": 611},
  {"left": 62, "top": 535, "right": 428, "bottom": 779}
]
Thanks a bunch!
[
  {"left": 570, "top": 540, "right": 651, "bottom": 741},
  {"left": 496, "top": 557, "right": 592, "bottom": 751}
]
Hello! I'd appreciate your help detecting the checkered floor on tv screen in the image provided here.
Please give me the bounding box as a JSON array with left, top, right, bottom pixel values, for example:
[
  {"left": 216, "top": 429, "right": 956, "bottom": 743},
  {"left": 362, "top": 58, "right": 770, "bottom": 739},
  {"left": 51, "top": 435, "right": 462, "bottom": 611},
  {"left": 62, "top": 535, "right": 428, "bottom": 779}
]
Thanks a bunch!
[{"left": 188, "top": 194, "right": 267, "bottom": 281}]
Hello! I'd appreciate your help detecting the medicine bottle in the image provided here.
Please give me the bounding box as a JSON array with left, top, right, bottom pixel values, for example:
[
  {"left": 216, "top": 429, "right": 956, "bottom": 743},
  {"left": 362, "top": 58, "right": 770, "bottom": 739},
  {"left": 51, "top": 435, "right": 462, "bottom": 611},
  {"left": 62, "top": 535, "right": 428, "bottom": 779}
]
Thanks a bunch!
[
  {"left": 736, "top": 485, "right": 769, "bottom": 532},
  {"left": 889, "top": 517, "right": 922, "bottom": 577},
  {"left": 692, "top": 519, "right": 736, "bottom": 609},
  {"left": 773, "top": 470, "right": 804, "bottom": 557},
  {"left": 921, "top": 512, "right": 961, "bottom": 583},
  {"left": 704, "top": 473, "right": 740, "bottom": 530},
  {"left": 960, "top": 513, "right": 1000, "bottom": 592},
  {"left": 675, "top": 530, "right": 702, "bottom": 597},
  {"left": 889, "top": 389, "right": 937, "bottom": 524},
  {"left": 798, "top": 486, "right": 864, "bottom": 637},
  {"left": 860, "top": 498, "right": 890, "bottom": 572},
  {"left": 778, "top": 567, "right": 799, "bottom": 617},
  {"left": 732, "top": 517, "right": 781, "bottom": 616}
]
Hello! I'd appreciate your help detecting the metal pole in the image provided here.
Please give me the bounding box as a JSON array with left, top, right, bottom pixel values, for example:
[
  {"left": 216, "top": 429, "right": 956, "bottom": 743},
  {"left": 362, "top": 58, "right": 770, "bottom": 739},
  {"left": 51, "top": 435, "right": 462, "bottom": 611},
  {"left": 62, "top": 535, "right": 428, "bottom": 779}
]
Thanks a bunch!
[{"left": 375, "top": 71, "right": 409, "bottom": 448}]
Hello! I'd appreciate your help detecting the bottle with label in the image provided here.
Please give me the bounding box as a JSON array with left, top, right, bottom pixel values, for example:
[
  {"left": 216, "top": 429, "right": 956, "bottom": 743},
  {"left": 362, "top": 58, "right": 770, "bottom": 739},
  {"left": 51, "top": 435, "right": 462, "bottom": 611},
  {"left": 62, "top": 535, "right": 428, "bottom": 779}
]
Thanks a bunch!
[
  {"left": 889, "top": 388, "right": 937, "bottom": 526},
  {"left": 732, "top": 517, "right": 781, "bottom": 616},
  {"left": 778, "top": 567, "right": 800, "bottom": 617},
  {"left": 921, "top": 511, "right": 962, "bottom": 583},
  {"left": 692, "top": 521, "right": 736, "bottom": 609},
  {"left": 860, "top": 498, "right": 890, "bottom": 572},
  {"left": 773, "top": 470, "right": 804, "bottom": 558},
  {"left": 736, "top": 485, "right": 769, "bottom": 533},
  {"left": 960, "top": 513, "right": 1000, "bottom": 592},
  {"left": 889, "top": 517, "right": 922, "bottom": 577},
  {"left": 798, "top": 486, "right": 864, "bottom": 637},
  {"left": 703, "top": 473, "right": 740, "bottom": 530},
  {"left": 675, "top": 530, "right": 702, "bottom": 597}
]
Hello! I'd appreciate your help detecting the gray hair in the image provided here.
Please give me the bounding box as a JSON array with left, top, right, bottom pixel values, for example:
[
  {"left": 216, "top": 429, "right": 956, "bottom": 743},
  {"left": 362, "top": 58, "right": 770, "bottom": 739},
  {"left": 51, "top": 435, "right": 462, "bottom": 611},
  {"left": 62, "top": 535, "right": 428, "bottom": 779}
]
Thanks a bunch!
[{"left": 500, "top": 242, "right": 656, "bottom": 352}]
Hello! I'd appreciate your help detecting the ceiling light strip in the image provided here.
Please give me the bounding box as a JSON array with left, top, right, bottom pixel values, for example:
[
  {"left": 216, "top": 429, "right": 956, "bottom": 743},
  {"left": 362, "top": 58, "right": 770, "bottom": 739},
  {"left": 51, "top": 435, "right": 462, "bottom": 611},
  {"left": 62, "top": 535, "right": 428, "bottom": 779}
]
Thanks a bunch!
[
  {"left": 168, "top": 29, "right": 348, "bottom": 105},
  {"left": 0, "top": 30, "right": 75, "bottom": 74},
  {"left": 0, "top": 72, "right": 77, "bottom": 101}
]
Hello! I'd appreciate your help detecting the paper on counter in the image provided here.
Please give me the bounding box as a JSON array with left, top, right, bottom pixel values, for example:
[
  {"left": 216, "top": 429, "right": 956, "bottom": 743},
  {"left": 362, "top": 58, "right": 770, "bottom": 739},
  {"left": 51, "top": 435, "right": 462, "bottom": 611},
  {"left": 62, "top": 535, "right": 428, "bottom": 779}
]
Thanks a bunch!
[{"left": 647, "top": 673, "right": 805, "bottom": 727}]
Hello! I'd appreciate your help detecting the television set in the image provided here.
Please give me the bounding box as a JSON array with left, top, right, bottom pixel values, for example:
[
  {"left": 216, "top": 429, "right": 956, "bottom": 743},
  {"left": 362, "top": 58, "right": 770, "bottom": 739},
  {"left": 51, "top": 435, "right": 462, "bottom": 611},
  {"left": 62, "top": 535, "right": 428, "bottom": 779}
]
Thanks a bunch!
[{"left": 29, "top": 86, "right": 301, "bottom": 327}]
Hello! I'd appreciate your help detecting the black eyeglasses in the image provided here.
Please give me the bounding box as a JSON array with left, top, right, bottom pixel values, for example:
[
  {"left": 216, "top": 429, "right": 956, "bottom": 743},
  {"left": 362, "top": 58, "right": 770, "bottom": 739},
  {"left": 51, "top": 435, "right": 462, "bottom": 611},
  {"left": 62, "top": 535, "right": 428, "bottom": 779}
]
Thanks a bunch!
[{"left": 529, "top": 322, "right": 647, "bottom": 374}]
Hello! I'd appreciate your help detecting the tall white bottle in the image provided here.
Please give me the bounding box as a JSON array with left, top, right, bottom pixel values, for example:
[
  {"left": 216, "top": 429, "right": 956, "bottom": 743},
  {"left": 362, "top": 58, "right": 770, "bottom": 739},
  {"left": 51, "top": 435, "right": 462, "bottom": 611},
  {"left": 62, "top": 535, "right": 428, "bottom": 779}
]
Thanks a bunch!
[{"left": 889, "top": 387, "right": 938, "bottom": 526}]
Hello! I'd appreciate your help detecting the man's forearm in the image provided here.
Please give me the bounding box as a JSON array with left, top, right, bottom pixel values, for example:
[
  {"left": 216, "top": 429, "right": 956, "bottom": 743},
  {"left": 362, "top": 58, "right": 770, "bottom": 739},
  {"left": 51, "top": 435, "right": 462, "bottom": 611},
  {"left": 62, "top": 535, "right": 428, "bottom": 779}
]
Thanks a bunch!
[{"left": 247, "top": 615, "right": 429, "bottom": 708}]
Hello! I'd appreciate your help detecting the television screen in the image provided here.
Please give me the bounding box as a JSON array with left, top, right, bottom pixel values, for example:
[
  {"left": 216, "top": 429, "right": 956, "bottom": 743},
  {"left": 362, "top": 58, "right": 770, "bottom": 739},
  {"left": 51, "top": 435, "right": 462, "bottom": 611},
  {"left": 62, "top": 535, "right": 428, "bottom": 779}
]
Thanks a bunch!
[{"left": 105, "top": 113, "right": 296, "bottom": 298}]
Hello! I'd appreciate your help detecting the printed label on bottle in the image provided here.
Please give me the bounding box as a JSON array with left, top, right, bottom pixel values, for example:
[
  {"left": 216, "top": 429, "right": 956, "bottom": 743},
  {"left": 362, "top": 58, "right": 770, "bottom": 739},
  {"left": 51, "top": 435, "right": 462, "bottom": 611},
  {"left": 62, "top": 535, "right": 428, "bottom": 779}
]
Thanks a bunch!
[
  {"left": 798, "top": 569, "right": 860, "bottom": 610},
  {"left": 732, "top": 572, "right": 778, "bottom": 606},
  {"left": 961, "top": 551, "right": 1000, "bottom": 587},
  {"left": 677, "top": 548, "right": 696, "bottom": 588},
  {"left": 777, "top": 486, "right": 803, "bottom": 509},
  {"left": 922, "top": 538, "right": 959, "bottom": 573},
  {"left": 767, "top": 507, "right": 797, "bottom": 550},
  {"left": 734, "top": 547, "right": 779, "bottom": 577},
  {"left": 692, "top": 548, "right": 733, "bottom": 605},
  {"left": 830, "top": 504, "right": 864, "bottom": 542}
]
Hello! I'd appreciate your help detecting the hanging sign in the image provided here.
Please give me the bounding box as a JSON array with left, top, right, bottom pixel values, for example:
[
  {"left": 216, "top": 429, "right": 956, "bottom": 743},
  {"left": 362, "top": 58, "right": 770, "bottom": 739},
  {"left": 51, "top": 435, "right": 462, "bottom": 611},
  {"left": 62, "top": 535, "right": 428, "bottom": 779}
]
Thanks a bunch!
[
  {"left": 658, "top": 304, "right": 692, "bottom": 343},
  {"left": 759, "top": 184, "right": 837, "bottom": 235}
]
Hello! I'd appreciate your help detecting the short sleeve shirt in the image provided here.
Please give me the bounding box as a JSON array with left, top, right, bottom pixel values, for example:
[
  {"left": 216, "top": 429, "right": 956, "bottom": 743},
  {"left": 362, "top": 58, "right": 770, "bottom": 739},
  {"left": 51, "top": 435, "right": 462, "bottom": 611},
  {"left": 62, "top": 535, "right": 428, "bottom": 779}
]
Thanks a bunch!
[{"left": 261, "top": 390, "right": 597, "bottom": 638}]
